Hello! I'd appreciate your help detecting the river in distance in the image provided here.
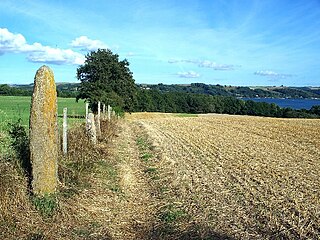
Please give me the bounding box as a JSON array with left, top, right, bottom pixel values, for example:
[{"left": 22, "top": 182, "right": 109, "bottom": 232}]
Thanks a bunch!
[{"left": 240, "top": 98, "right": 320, "bottom": 110}]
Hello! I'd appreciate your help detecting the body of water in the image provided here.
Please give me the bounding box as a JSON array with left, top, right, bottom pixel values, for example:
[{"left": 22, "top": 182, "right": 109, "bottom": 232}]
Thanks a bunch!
[{"left": 241, "top": 98, "right": 320, "bottom": 110}]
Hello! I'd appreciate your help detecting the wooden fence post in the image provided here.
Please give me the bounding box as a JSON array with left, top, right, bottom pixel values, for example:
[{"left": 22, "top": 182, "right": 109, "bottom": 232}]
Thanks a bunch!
[
  {"left": 63, "top": 107, "right": 68, "bottom": 154},
  {"left": 85, "top": 102, "right": 89, "bottom": 119},
  {"left": 96, "top": 101, "right": 101, "bottom": 136},
  {"left": 107, "top": 105, "right": 111, "bottom": 121},
  {"left": 103, "top": 104, "right": 106, "bottom": 118},
  {"left": 86, "top": 113, "right": 96, "bottom": 144}
]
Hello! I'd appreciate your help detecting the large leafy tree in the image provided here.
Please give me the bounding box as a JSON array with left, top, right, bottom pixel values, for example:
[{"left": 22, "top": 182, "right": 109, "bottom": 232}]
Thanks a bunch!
[{"left": 76, "top": 49, "right": 137, "bottom": 112}]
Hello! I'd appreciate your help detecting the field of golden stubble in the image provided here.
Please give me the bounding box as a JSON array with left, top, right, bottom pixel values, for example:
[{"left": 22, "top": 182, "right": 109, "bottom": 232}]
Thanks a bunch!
[{"left": 129, "top": 113, "right": 320, "bottom": 239}]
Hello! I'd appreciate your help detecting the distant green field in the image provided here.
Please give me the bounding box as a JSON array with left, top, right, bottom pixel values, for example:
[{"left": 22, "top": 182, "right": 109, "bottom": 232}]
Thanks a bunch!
[
  {"left": 0, "top": 96, "right": 86, "bottom": 131},
  {"left": 174, "top": 113, "right": 198, "bottom": 118}
]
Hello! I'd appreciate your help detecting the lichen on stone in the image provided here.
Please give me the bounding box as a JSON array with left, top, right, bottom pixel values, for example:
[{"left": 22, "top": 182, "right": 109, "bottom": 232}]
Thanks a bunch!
[{"left": 29, "top": 65, "right": 58, "bottom": 196}]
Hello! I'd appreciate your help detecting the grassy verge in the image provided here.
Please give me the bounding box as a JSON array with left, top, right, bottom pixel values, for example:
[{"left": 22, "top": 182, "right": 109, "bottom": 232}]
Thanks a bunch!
[
  {"left": 0, "top": 118, "right": 118, "bottom": 239},
  {"left": 134, "top": 124, "right": 191, "bottom": 238}
]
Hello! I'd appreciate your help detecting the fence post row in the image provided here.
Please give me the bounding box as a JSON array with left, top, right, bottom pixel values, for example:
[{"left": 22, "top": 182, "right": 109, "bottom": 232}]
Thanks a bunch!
[{"left": 83, "top": 101, "right": 118, "bottom": 143}]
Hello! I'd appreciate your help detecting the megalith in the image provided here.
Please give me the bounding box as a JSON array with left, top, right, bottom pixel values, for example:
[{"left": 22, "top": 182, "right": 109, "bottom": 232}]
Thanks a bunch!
[{"left": 29, "top": 65, "right": 58, "bottom": 196}]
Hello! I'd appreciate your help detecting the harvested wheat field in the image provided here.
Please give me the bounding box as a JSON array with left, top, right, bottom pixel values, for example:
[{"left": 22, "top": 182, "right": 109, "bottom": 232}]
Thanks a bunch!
[
  {"left": 1, "top": 113, "right": 319, "bottom": 239},
  {"left": 125, "top": 112, "right": 320, "bottom": 239}
]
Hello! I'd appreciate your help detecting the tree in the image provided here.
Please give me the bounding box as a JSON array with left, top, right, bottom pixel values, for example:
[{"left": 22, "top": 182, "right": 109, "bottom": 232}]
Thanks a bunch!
[
  {"left": 310, "top": 105, "right": 320, "bottom": 115},
  {"left": 76, "top": 49, "right": 137, "bottom": 112}
]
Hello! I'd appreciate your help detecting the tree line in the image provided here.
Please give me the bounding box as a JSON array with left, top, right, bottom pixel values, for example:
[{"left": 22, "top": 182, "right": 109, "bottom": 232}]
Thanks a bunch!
[
  {"left": 134, "top": 89, "right": 320, "bottom": 118},
  {"left": 142, "top": 83, "right": 320, "bottom": 99},
  {"left": 0, "top": 84, "right": 78, "bottom": 98}
]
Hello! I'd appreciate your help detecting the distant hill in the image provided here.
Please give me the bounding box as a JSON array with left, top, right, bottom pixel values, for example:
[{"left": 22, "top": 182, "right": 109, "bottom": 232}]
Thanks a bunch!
[
  {"left": 7, "top": 83, "right": 80, "bottom": 98},
  {"left": 138, "top": 83, "right": 320, "bottom": 99},
  {"left": 2, "top": 82, "right": 320, "bottom": 99},
  {"left": 11, "top": 82, "right": 80, "bottom": 91}
]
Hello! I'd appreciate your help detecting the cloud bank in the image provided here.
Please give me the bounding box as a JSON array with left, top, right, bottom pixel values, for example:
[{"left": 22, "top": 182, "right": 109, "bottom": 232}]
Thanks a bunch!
[
  {"left": 177, "top": 71, "right": 200, "bottom": 78},
  {"left": 0, "top": 28, "right": 85, "bottom": 65},
  {"left": 169, "top": 59, "right": 236, "bottom": 71},
  {"left": 254, "top": 70, "right": 293, "bottom": 79},
  {"left": 70, "top": 36, "right": 108, "bottom": 51}
]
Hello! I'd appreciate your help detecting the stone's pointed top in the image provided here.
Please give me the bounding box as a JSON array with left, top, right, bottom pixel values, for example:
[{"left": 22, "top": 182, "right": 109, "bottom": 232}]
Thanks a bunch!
[
  {"left": 37, "top": 65, "right": 52, "bottom": 73},
  {"left": 34, "top": 65, "right": 55, "bottom": 86},
  {"left": 35, "top": 65, "right": 53, "bottom": 77}
]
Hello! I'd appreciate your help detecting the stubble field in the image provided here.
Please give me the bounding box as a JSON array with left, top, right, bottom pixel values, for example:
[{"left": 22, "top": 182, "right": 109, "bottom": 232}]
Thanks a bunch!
[
  {"left": 1, "top": 109, "right": 319, "bottom": 239},
  {"left": 127, "top": 113, "right": 320, "bottom": 239}
]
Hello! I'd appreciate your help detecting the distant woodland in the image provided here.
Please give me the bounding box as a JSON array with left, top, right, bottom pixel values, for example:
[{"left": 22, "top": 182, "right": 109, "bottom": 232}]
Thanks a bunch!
[
  {"left": 140, "top": 83, "right": 320, "bottom": 99},
  {"left": 1, "top": 82, "right": 320, "bottom": 118},
  {"left": 2, "top": 82, "right": 320, "bottom": 99}
]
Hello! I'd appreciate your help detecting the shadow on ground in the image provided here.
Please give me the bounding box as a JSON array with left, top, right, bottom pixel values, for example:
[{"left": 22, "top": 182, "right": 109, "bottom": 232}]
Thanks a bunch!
[{"left": 131, "top": 222, "right": 237, "bottom": 240}]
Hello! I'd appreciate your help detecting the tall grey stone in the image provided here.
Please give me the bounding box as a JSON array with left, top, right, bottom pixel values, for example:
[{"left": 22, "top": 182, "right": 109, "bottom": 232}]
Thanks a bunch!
[{"left": 29, "top": 65, "right": 58, "bottom": 196}]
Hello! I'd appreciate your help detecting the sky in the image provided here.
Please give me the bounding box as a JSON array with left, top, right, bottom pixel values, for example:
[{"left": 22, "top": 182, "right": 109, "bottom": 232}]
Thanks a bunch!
[{"left": 0, "top": 0, "right": 320, "bottom": 86}]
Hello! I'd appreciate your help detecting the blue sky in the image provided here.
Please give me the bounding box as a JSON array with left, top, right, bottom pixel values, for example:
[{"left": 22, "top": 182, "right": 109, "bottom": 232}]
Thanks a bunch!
[{"left": 1, "top": 0, "right": 320, "bottom": 86}]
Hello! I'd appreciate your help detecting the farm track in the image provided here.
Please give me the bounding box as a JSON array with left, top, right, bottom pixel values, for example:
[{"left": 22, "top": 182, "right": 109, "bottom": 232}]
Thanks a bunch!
[
  {"left": 127, "top": 113, "right": 320, "bottom": 239},
  {"left": 76, "top": 121, "right": 158, "bottom": 239}
]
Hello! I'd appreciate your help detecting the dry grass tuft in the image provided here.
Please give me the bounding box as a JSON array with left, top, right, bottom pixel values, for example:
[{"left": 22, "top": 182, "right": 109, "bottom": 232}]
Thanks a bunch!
[
  {"left": 0, "top": 118, "right": 118, "bottom": 239},
  {"left": 0, "top": 161, "right": 42, "bottom": 239}
]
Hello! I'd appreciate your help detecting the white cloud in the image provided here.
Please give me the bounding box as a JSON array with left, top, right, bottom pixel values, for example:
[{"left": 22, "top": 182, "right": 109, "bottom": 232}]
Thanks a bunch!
[
  {"left": 198, "top": 60, "right": 235, "bottom": 70},
  {"left": 177, "top": 71, "right": 200, "bottom": 78},
  {"left": 168, "top": 58, "right": 236, "bottom": 70},
  {"left": 0, "top": 28, "right": 85, "bottom": 65},
  {"left": 168, "top": 59, "right": 180, "bottom": 63},
  {"left": 0, "top": 28, "right": 29, "bottom": 53},
  {"left": 71, "top": 36, "right": 108, "bottom": 51},
  {"left": 254, "top": 70, "right": 293, "bottom": 78},
  {"left": 168, "top": 59, "right": 198, "bottom": 64},
  {"left": 126, "top": 52, "right": 135, "bottom": 57},
  {"left": 27, "top": 47, "right": 85, "bottom": 65}
]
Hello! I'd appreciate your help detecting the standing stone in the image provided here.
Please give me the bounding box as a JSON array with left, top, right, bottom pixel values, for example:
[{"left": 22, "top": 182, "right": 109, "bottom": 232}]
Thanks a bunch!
[
  {"left": 63, "top": 107, "right": 68, "bottom": 154},
  {"left": 29, "top": 65, "right": 58, "bottom": 196},
  {"left": 86, "top": 113, "right": 97, "bottom": 144}
]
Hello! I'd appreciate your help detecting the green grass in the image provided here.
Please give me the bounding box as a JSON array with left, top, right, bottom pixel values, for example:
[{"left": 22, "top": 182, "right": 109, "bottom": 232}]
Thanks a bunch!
[
  {"left": 160, "top": 204, "right": 187, "bottom": 224},
  {"left": 31, "top": 194, "right": 58, "bottom": 218},
  {"left": 0, "top": 96, "right": 86, "bottom": 131},
  {"left": 174, "top": 113, "right": 198, "bottom": 118},
  {"left": 141, "top": 152, "right": 153, "bottom": 162}
]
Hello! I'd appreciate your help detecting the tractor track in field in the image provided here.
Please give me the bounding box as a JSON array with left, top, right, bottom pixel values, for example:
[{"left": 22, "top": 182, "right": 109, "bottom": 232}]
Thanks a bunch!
[{"left": 126, "top": 113, "right": 320, "bottom": 239}]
